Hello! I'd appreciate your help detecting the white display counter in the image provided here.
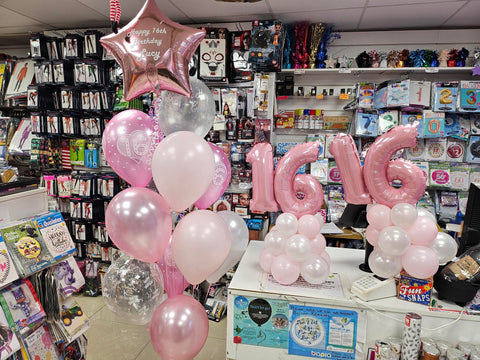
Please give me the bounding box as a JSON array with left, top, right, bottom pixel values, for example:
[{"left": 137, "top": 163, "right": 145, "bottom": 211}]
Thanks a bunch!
[{"left": 227, "top": 241, "right": 480, "bottom": 360}]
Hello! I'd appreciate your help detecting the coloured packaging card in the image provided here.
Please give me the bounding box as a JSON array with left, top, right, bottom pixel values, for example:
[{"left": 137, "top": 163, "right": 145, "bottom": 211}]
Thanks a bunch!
[
  {"left": 306, "top": 134, "right": 325, "bottom": 159},
  {"left": 373, "top": 85, "right": 387, "bottom": 109},
  {"left": 0, "top": 305, "right": 20, "bottom": 359},
  {"left": 70, "top": 139, "right": 85, "bottom": 166},
  {"left": 276, "top": 141, "right": 300, "bottom": 156},
  {"left": 310, "top": 159, "right": 329, "bottom": 184},
  {"left": 377, "top": 110, "right": 398, "bottom": 135},
  {"left": 458, "top": 81, "right": 480, "bottom": 112},
  {"left": 23, "top": 325, "right": 62, "bottom": 360},
  {"left": 449, "top": 163, "right": 470, "bottom": 191},
  {"left": 401, "top": 112, "right": 424, "bottom": 138},
  {"left": 387, "top": 81, "right": 409, "bottom": 107},
  {"left": 59, "top": 297, "right": 89, "bottom": 338},
  {"left": 425, "top": 138, "right": 447, "bottom": 162},
  {"left": 328, "top": 161, "right": 341, "bottom": 184},
  {"left": 467, "top": 135, "right": 480, "bottom": 163},
  {"left": 408, "top": 80, "right": 431, "bottom": 108},
  {"left": 405, "top": 139, "right": 426, "bottom": 161},
  {"left": 444, "top": 113, "right": 470, "bottom": 140},
  {"left": 429, "top": 162, "right": 450, "bottom": 188},
  {"left": 413, "top": 162, "right": 429, "bottom": 186},
  {"left": 35, "top": 212, "right": 75, "bottom": 260},
  {"left": 0, "top": 234, "right": 19, "bottom": 288},
  {"left": 355, "top": 110, "right": 377, "bottom": 137},
  {"left": 324, "top": 134, "right": 336, "bottom": 158},
  {"left": 56, "top": 257, "right": 85, "bottom": 298},
  {"left": 357, "top": 83, "right": 375, "bottom": 109},
  {"left": 471, "top": 114, "right": 480, "bottom": 135},
  {"left": 469, "top": 165, "right": 480, "bottom": 185},
  {"left": 432, "top": 82, "right": 458, "bottom": 112},
  {"left": 446, "top": 139, "right": 466, "bottom": 163},
  {"left": 423, "top": 111, "right": 445, "bottom": 138}
]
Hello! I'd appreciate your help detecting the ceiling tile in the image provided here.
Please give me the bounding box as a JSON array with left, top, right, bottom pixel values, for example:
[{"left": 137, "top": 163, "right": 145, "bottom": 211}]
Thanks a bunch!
[
  {"left": 276, "top": 8, "right": 364, "bottom": 31},
  {"left": 359, "top": 2, "right": 466, "bottom": 30},
  {"left": 443, "top": 1, "right": 480, "bottom": 27},
  {"left": 268, "top": 0, "right": 367, "bottom": 14},
  {"left": 173, "top": 0, "right": 270, "bottom": 18},
  {"left": 1, "top": 0, "right": 108, "bottom": 25},
  {"left": 0, "top": 25, "right": 52, "bottom": 35},
  {"left": 0, "top": 6, "right": 43, "bottom": 27},
  {"left": 193, "top": 14, "right": 272, "bottom": 24},
  {"left": 368, "top": 0, "right": 454, "bottom": 5}
]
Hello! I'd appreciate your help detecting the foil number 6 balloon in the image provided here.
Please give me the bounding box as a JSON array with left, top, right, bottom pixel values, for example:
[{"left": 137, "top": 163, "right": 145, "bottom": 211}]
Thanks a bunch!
[
  {"left": 330, "top": 123, "right": 427, "bottom": 208},
  {"left": 247, "top": 142, "right": 324, "bottom": 218}
]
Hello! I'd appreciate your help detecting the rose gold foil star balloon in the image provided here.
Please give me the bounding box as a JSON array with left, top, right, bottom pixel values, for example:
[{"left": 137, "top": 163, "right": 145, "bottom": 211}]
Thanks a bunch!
[{"left": 100, "top": 0, "right": 205, "bottom": 101}]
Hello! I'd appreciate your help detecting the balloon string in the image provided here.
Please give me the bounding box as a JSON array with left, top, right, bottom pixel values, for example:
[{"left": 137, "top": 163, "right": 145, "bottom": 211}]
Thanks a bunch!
[{"left": 110, "top": 0, "right": 121, "bottom": 33}]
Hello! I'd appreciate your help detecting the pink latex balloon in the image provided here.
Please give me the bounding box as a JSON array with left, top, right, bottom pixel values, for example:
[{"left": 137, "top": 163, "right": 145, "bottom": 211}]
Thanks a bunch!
[
  {"left": 330, "top": 133, "right": 372, "bottom": 204},
  {"left": 297, "top": 214, "right": 321, "bottom": 239},
  {"left": 195, "top": 143, "right": 231, "bottom": 209},
  {"left": 363, "top": 123, "right": 427, "bottom": 208},
  {"left": 246, "top": 142, "right": 278, "bottom": 212},
  {"left": 310, "top": 234, "right": 326, "bottom": 255},
  {"left": 377, "top": 226, "right": 411, "bottom": 256},
  {"left": 100, "top": 0, "right": 205, "bottom": 100},
  {"left": 259, "top": 248, "right": 276, "bottom": 273},
  {"left": 406, "top": 216, "right": 438, "bottom": 246},
  {"left": 271, "top": 254, "right": 300, "bottom": 285},
  {"left": 152, "top": 131, "right": 215, "bottom": 212},
  {"left": 274, "top": 142, "right": 324, "bottom": 218},
  {"left": 284, "top": 234, "right": 312, "bottom": 262},
  {"left": 105, "top": 188, "right": 172, "bottom": 263},
  {"left": 102, "top": 110, "right": 159, "bottom": 187},
  {"left": 172, "top": 210, "right": 231, "bottom": 285},
  {"left": 402, "top": 245, "right": 439, "bottom": 279},
  {"left": 150, "top": 295, "right": 209, "bottom": 360},
  {"left": 156, "top": 237, "right": 190, "bottom": 298},
  {"left": 366, "top": 204, "right": 393, "bottom": 230},
  {"left": 365, "top": 225, "right": 380, "bottom": 247},
  {"left": 275, "top": 213, "right": 298, "bottom": 236},
  {"left": 320, "top": 251, "right": 331, "bottom": 265}
]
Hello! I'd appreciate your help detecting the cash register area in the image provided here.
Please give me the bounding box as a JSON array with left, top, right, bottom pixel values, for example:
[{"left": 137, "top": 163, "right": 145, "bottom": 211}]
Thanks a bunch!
[{"left": 75, "top": 295, "right": 226, "bottom": 360}]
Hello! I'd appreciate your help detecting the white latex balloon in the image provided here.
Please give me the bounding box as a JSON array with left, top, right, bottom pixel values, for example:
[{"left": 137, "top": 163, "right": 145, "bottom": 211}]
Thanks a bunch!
[
  {"left": 301, "top": 254, "right": 330, "bottom": 284},
  {"left": 368, "top": 248, "right": 403, "bottom": 278},
  {"left": 416, "top": 208, "right": 437, "bottom": 223},
  {"left": 264, "top": 231, "right": 288, "bottom": 256},
  {"left": 285, "top": 234, "right": 312, "bottom": 262},
  {"left": 391, "top": 203, "right": 418, "bottom": 229},
  {"left": 275, "top": 213, "right": 298, "bottom": 236},
  {"left": 377, "top": 226, "right": 411, "bottom": 256},
  {"left": 431, "top": 232, "right": 458, "bottom": 265}
]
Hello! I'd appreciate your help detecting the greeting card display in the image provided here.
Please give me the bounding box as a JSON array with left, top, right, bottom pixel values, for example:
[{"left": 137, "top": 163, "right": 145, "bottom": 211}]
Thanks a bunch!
[
  {"left": 423, "top": 111, "right": 445, "bottom": 138},
  {"left": 450, "top": 163, "right": 470, "bottom": 191},
  {"left": 0, "top": 279, "right": 45, "bottom": 334},
  {"left": 445, "top": 113, "right": 470, "bottom": 140},
  {"left": 35, "top": 212, "right": 75, "bottom": 260},
  {"left": 429, "top": 162, "right": 450, "bottom": 188},
  {"left": 249, "top": 20, "right": 284, "bottom": 72},
  {"left": 0, "top": 234, "right": 19, "bottom": 289},
  {"left": 433, "top": 82, "right": 458, "bottom": 112},
  {"left": 0, "top": 221, "right": 54, "bottom": 277},
  {"left": 458, "top": 81, "right": 480, "bottom": 112},
  {"left": 467, "top": 135, "right": 480, "bottom": 163},
  {"left": 23, "top": 325, "right": 62, "bottom": 360},
  {"left": 446, "top": 139, "right": 466, "bottom": 163},
  {"left": 199, "top": 28, "right": 228, "bottom": 82},
  {"left": 425, "top": 138, "right": 447, "bottom": 162},
  {"left": 405, "top": 139, "right": 426, "bottom": 161},
  {"left": 0, "top": 305, "right": 20, "bottom": 359}
]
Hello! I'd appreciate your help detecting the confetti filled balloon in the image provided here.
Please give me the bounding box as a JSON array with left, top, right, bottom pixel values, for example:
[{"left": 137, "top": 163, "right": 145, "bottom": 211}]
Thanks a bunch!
[{"left": 102, "top": 255, "right": 164, "bottom": 325}]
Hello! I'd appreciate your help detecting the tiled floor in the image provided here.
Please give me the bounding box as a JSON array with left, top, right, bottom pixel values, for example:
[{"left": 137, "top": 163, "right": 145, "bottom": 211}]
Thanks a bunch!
[{"left": 75, "top": 295, "right": 227, "bottom": 360}]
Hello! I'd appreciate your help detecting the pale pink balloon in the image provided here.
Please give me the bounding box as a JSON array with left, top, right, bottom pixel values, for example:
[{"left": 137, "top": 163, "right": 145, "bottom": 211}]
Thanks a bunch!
[
  {"left": 320, "top": 251, "right": 331, "bottom": 266},
  {"left": 259, "top": 248, "right": 276, "bottom": 273},
  {"left": 330, "top": 133, "right": 372, "bottom": 204},
  {"left": 363, "top": 123, "right": 427, "bottom": 208},
  {"left": 390, "top": 203, "right": 418, "bottom": 229},
  {"left": 264, "top": 231, "right": 288, "bottom": 256},
  {"left": 274, "top": 142, "right": 324, "bottom": 218},
  {"left": 377, "top": 226, "right": 411, "bottom": 256},
  {"left": 407, "top": 216, "right": 438, "bottom": 247},
  {"left": 246, "top": 142, "right": 278, "bottom": 212},
  {"left": 366, "top": 204, "right": 393, "bottom": 230},
  {"left": 402, "top": 246, "right": 439, "bottom": 279},
  {"left": 105, "top": 188, "right": 172, "bottom": 263},
  {"left": 150, "top": 295, "right": 209, "bottom": 360},
  {"left": 284, "top": 234, "right": 312, "bottom": 262},
  {"left": 297, "top": 214, "right": 321, "bottom": 239},
  {"left": 301, "top": 254, "right": 330, "bottom": 284},
  {"left": 271, "top": 254, "right": 300, "bottom": 285},
  {"left": 275, "top": 213, "right": 298, "bottom": 236},
  {"left": 365, "top": 225, "right": 380, "bottom": 247},
  {"left": 195, "top": 143, "right": 231, "bottom": 209},
  {"left": 172, "top": 210, "right": 231, "bottom": 285},
  {"left": 102, "top": 110, "right": 159, "bottom": 187},
  {"left": 156, "top": 237, "right": 189, "bottom": 298},
  {"left": 368, "top": 248, "right": 403, "bottom": 278},
  {"left": 310, "top": 234, "right": 327, "bottom": 255},
  {"left": 152, "top": 131, "right": 215, "bottom": 212}
]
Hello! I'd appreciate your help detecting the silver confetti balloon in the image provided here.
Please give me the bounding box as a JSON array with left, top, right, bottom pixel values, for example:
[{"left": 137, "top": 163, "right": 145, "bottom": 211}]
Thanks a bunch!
[{"left": 102, "top": 255, "right": 165, "bottom": 325}]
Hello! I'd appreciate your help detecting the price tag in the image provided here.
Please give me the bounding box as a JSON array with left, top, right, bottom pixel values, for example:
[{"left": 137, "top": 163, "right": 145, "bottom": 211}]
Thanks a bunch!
[
  {"left": 294, "top": 69, "right": 306, "bottom": 75},
  {"left": 339, "top": 93, "right": 350, "bottom": 100},
  {"left": 316, "top": 94, "right": 324, "bottom": 100},
  {"left": 425, "top": 67, "right": 439, "bottom": 73},
  {"left": 339, "top": 68, "right": 352, "bottom": 74}
]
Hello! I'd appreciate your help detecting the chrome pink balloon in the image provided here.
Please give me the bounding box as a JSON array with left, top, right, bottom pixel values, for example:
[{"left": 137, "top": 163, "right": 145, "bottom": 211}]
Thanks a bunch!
[
  {"left": 172, "top": 210, "right": 231, "bottom": 285},
  {"left": 102, "top": 110, "right": 159, "bottom": 187},
  {"left": 402, "top": 245, "right": 439, "bottom": 279},
  {"left": 152, "top": 131, "right": 215, "bottom": 212},
  {"left": 274, "top": 142, "right": 324, "bottom": 218},
  {"left": 150, "top": 295, "right": 209, "bottom": 360},
  {"left": 330, "top": 133, "right": 372, "bottom": 204},
  {"left": 246, "top": 142, "right": 278, "bottom": 212},
  {"left": 363, "top": 123, "right": 427, "bottom": 207},
  {"left": 156, "top": 238, "right": 190, "bottom": 298},
  {"left": 100, "top": 0, "right": 205, "bottom": 100},
  {"left": 195, "top": 143, "right": 231, "bottom": 209},
  {"left": 105, "top": 188, "right": 172, "bottom": 263}
]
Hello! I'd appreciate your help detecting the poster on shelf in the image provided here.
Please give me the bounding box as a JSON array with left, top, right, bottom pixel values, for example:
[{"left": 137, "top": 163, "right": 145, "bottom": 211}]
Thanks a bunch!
[
  {"left": 232, "top": 295, "right": 289, "bottom": 349},
  {"left": 288, "top": 304, "right": 359, "bottom": 359}
]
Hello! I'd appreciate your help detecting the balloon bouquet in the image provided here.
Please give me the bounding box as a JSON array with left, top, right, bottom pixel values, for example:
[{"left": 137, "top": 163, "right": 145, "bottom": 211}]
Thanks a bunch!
[
  {"left": 330, "top": 123, "right": 458, "bottom": 280},
  {"left": 99, "top": 0, "right": 248, "bottom": 359}
]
